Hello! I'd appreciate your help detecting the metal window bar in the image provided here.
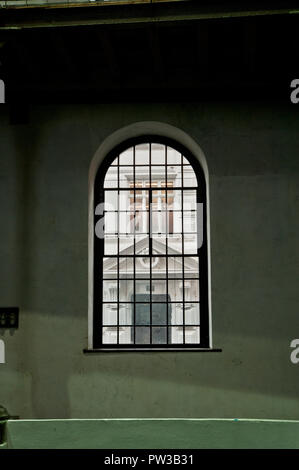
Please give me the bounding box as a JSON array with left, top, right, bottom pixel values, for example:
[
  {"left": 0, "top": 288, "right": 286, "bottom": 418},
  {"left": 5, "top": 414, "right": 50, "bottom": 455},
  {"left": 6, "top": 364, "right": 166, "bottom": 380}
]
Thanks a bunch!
[
  {"left": 165, "top": 144, "right": 169, "bottom": 344},
  {"left": 117, "top": 156, "right": 120, "bottom": 345},
  {"left": 181, "top": 154, "right": 185, "bottom": 344}
]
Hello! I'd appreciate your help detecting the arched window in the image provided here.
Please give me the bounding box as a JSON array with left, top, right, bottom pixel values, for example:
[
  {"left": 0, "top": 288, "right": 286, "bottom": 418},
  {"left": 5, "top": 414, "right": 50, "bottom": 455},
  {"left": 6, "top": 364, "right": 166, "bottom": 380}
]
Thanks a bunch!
[{"left": 93, "top": 136, "right": 210, "bottom": 350}]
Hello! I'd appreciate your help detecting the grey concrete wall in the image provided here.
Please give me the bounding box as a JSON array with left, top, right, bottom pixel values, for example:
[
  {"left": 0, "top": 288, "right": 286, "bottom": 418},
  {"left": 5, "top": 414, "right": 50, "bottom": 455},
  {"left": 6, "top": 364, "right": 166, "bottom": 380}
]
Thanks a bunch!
[{"left": 0, "top": 102, "right": 298, "bottom": 419}]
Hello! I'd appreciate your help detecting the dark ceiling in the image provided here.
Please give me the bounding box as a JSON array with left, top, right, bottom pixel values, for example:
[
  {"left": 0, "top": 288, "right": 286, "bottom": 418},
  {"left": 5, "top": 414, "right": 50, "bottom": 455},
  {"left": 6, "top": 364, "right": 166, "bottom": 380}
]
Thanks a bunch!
[{"left": 0, "top": 3, "right": 298, "bottom": 103}]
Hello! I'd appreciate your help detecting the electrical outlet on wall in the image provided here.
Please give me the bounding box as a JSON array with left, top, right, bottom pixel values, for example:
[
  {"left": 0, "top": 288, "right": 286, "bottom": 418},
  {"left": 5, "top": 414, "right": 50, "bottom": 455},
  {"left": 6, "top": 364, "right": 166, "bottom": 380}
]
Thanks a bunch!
[{"left": 0, "top": 308, "right": 19, "bottom": 329}]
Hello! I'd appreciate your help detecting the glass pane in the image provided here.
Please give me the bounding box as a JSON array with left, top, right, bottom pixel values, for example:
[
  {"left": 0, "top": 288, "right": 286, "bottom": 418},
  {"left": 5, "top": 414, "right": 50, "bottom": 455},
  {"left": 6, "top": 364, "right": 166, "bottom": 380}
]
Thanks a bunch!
[
  {"left": 135, "top": 234, "right": 149, "bottom": 254},
  {"left": 134, "top": 211, "right": 148, "bottom": 234},
  {"left": 172, "top": 213, "right": 182, "bottom": 233},
  {"left": 183, "top": 165, "right": 197, "bottom": 187},
  {"left": 152, "top": 235, "right": 166, "bottom": 254},
  {"left": 167, "top": 210, "right": 174, "bottom": 233},
  {"left": 135, "top": 303, "right": 150, "bottom": 325},
  {"left": 119, "top": 212, "right": 134, "bottom": 234},
  {"left": 172, "top": 166, "right": 182, "bottom": 187},
  {"left": 152, "top": 280, "right": 167, "bottom": 297},
  {"left": 152, "top": 327, "right": 167, "bottom": 344},
  {"left": 119, "top": 327, "right": 132, "bottom": 344},
  {"left": 151, "top": 211, "right": 160, "bottom": 232},
  {"left": 104, "top": 167, "right": 118, "bottom": 188},
  {"left": 167, "top": 147, "right": 181, "bottom": 165},
  {"left": 168, "top": 190, "right": 181, "bottom": 210},
  {"left": 135, "top": 166, "right": 149, "bottom": 186},
  {"left": 104, "top": 213, "right": 117, "bottom": 234},
  {"left": 103, "top": 304, "right": 117, "bottom": 325},
  {"left": 184, "top": 280, "right": 200, "bottom": 302},
  {"left": 151, "top": 143, "right": 165, "bottom": 164},
  {"left": 104, "top": 235, "right": 118, "bottom": 255},
  {"left": 103, "top": 257, "right": 118, "bottom": 279},
  {"left": 135, "top": 256, "right": 150, "bottom": 278},
  {"left": 111, "top": 157, "right": 118, "bottom": 166},
  {"left": 151, "top": 190, "right": 159, "bottom": 211},
  {"left": 183, "top": 190, "right": 197, "bottom": 210},
  {"left": 167, "top": 235, "right": 182, "bottom": 253},
  {"left": 151, "top": 166, "right": 165, "bottom": 186},
  {"left": 103, "top": 280, "right": 118, "bottom": 302},
  {"left": 168, "top": 280, "right": 183, "bottom": 302},
  {"left": 134, "top": 190, "right": 149, "bottom": 211},
  {"left": 169, "top": 303, "right": 183, "bottom": 325},
  {"left": 119, "top": 258, "right": 134, "bottom": 279},
  {"left": 184, "top": 256, "right": 199, "bottom": 278},
  {"left": 102, "top": 327, "right": 118, "bottom": 344},
  {"left": 135, "top": 280, "right": 151, "bottom": 296},
  {"left": 183, "top": 211, "right": 197, "bottom": 232},
  {"left": 104, "top": 190, "right": 118, "bottom": 211},
  {"left": 119, "top": 166, "right": 133, "bottom": 188},
  {"left": 152, "top": 303, "right": 167, "bottom": 325},
  {"left": 119, "top": 304, "right": 133, "bottom": 325},
  {"left": 135, "top": 326, "right": 150, "bottom": 344},
  {"left": 119, "top": 191, "right": 132, "bottom": 211},
  {"left": 135, "top": 143, "right": 149, "bottom": 165},
  {"left": 185, "top": 326, "right": 200, "bottom": 343},
  {"left": 160, "top": 191, "right": 168, "bottom": 211},
  {"left": 119, "top": 235, "right": 134, "bottom": 254},
  {"left": 119, "top": 280, "right": 133, "bottom": 302},
  {"left": 170, "top": 326, "right": 184, "bottom": 344},
  {"left": 168, "top": 256, "right": 183, "bottom": 278},
  {"left": 119, "top": 147, "right": 133, "bottom": 165},
  {"left": 185, "top": 303, "right": 200, "bottom": 325},
  {"left": 152, "top": 257, "right": 166, "bottom": 278},
  {"left": 184, "top": 233, "right": 198, "bottom": 254},
  {"left": 152, "top": 212, "right": 167, "bottom": 234}
]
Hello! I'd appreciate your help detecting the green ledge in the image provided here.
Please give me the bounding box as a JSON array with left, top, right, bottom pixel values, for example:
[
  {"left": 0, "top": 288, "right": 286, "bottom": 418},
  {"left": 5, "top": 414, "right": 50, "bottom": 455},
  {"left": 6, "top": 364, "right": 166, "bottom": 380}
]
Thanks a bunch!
[{"left": 1, "top": 418, "right": 299, "bottom": 449}]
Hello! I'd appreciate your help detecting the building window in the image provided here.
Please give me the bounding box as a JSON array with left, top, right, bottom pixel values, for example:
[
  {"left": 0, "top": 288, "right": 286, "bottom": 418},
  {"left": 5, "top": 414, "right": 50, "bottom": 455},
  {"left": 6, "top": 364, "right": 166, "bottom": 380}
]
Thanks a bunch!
[{"left": 93, "top": 137, "right": 210, "bottom": 350}]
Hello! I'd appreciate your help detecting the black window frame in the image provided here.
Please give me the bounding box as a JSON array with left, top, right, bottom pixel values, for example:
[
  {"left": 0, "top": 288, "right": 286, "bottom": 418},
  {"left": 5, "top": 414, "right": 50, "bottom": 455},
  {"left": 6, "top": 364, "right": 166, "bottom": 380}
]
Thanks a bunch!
[{"left": 93, "top": 135, "right": 210, "bottom": 351}]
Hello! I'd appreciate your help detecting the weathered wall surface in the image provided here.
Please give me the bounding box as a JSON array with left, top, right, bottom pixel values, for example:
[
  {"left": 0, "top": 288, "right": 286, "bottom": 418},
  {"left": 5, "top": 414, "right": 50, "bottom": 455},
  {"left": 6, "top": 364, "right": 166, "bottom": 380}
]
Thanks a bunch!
[{"left": 0, "top": 102, "right": 298, "bottom": 419}]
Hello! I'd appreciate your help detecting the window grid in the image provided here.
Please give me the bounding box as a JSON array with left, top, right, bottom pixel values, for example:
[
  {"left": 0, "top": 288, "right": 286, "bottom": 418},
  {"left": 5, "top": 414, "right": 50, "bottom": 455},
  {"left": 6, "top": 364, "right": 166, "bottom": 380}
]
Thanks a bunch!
[{"left": 94, "top": 138, "right": 209, "bottom": 349}]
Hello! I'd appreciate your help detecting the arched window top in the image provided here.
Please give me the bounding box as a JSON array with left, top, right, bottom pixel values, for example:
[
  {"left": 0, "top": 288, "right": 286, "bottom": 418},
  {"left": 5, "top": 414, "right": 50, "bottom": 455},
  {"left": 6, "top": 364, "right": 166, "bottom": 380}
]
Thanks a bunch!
[
  {"left": 92, "top": 135, "right": 210, "bottom": 351},
  {"left": 95, "top": 136, "right": 206, "bottom": 191},
  {"left": 103, "top": 142, "right": 198, "bottom": 190}
]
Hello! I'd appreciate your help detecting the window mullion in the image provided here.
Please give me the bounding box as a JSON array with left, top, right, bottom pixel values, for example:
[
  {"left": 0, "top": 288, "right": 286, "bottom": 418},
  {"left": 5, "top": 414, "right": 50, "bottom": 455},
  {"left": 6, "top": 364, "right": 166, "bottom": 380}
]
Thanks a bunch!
[
  {"left": 165, "top": 145, "right": 169, "bottom": 345},
  {"left": 117, "top": 158, "right": 120, "bottom": 345},
  {"left": 149, "top": 143, "right": 152, "bottom": 345},
  {"left": 181, "top": 154, "right": 185, "bottom": 345},
  {"left": 133, "top": 145, "right": 136, "bottom": 345}
]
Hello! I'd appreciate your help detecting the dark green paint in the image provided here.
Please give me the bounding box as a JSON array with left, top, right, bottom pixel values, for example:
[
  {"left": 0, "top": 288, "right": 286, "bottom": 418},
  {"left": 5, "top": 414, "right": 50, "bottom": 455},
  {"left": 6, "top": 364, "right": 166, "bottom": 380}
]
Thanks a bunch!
[{"left": 2, "top": 419, "right": 299, "bottom": 449}]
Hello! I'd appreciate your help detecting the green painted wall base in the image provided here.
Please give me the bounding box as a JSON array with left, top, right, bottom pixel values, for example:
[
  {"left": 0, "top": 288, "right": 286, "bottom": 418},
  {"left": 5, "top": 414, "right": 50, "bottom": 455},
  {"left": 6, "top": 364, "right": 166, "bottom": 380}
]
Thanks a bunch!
[{"left": 2, "top": 419, "right": 299, "bottom": 449}]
